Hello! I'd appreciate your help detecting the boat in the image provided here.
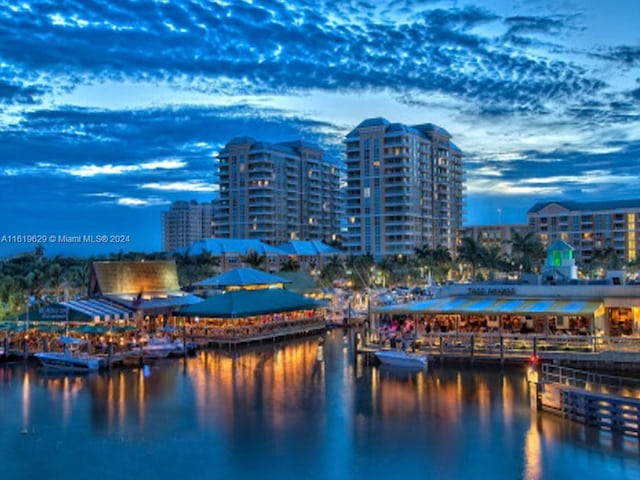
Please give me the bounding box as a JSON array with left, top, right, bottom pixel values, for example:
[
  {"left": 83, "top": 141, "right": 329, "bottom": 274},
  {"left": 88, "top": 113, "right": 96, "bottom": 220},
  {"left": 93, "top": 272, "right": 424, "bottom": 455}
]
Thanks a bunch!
[
  {"left": 34, "top": 337, "right": 103, "bottom": 372},
  {"left": 141, "top": 336, "right": 185, "bottom": 359},
  {"left": 374, "top": 349, "right": 428, "bottom": 368}
]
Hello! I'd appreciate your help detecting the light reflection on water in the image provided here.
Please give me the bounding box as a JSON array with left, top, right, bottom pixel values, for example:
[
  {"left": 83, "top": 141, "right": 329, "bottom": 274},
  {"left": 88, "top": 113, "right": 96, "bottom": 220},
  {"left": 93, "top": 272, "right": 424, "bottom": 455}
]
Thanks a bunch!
[{"left": 0, "top": 330, "right": 638, "bottom": 480}]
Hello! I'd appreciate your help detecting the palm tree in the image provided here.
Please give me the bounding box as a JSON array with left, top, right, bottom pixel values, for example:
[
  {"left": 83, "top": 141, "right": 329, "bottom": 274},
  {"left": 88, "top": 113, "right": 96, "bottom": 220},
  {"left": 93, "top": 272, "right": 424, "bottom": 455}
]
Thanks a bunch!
[
  {"left": 196, "top": 249, "right": 220, "bottom": 277},
  {"left": 320, "top": 255, "right": 345, "bottom": 285},
  {"left": 243, "top": 251, "right": 267, "bottom": 270},
  {"left": 280, "top": 257, "right": 300, "bottom": 272},
  {"left": 47, "top": 262, "right": 63, "bottom": 301},
  {"left": 481, "top": 245, "right": 508, "bottom": 280},
  {"left": 346, "top": 254, "right": 375, "bottom": 288},
  {"left": 510, "top": 230, "right": 546, "bottom": 274},
  {"left": 456, "top": 237, "right": 485, "bottom": 281},
  {"left": 414, "top": 244, "right": 452, "bottom": 284},
  {"left": 590, "top": 247, "right": 623, "bottom": 276}
]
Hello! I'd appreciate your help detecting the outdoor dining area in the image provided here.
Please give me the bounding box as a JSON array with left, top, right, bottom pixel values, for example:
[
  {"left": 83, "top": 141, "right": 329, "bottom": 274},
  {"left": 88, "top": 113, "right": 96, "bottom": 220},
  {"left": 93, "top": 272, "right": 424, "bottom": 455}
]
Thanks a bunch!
[
  {"left": 0, "top": 298, "right": 138, "bottom": 359},
  {"left": 174, "top": 287, "right": 325, "bottom": 348}
]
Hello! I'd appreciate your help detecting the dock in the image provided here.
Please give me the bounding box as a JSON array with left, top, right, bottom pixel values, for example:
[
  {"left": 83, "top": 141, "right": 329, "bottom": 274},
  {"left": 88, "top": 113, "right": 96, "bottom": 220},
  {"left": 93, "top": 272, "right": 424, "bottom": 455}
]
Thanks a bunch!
[
  {"left": 533, "top": 364, "right": 640, "bottom": 439},
  {"left": 189, "top": 321, "right": 327, "bottom": 349}
]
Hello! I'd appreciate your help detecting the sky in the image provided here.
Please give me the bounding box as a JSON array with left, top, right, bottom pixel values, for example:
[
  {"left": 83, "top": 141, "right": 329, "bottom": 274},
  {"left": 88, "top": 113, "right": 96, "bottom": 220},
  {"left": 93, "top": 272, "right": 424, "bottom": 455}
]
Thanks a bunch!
[{"left": 1, "top": 0, "right": 639, "bottom": 256}]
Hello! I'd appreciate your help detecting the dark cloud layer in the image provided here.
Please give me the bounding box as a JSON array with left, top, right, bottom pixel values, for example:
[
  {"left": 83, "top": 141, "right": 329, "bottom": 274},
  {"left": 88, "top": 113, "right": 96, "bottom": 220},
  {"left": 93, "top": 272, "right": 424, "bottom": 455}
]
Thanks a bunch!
[
  {"left": 0, "top": 0, "right": 638, "bottom": 254},
  {"left": 0, "top": 1, "right": 615, "bottom": 114}
]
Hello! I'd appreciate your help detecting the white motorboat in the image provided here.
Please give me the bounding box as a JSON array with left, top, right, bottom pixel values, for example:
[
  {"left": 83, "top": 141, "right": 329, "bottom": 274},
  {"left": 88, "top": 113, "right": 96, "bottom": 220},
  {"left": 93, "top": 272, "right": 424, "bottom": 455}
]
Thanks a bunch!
[
  {"left": 34, "top": 337, "right": 103, "bottom": 372},
  {"left": 374, "top": 349, "right": 428, "bottom": 368},
  {"left": 142, "top": 337, "right": 185, "bottom": 359}
]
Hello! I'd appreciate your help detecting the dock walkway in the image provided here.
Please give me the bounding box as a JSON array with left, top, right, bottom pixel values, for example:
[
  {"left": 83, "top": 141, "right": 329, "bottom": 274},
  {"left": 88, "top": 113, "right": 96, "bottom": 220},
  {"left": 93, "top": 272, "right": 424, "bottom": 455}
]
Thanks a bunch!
[{"left": 536, "top": 364, "right": 640, "bottom": 439}]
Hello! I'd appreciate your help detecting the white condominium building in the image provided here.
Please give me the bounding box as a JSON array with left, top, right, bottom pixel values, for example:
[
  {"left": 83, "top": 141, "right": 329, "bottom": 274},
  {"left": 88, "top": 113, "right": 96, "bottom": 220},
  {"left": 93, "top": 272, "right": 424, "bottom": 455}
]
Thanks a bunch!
[
  {"left": 215, "top": 137, "right": 341, "bottom": 245},
  {"left": 162, "top": 200, "right": 214, "bottom": 251},
  {"left": 344, "top": 118, "right": 464, "bottom": 258}
]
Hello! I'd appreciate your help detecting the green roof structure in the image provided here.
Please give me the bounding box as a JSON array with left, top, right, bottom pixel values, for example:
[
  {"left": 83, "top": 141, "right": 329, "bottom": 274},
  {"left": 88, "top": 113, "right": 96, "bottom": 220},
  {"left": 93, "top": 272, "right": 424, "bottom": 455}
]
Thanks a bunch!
[
  {"left": 175, "top": 289, "right": 320, "bottom": 318},
  {"left": 194, "top": 267, "right": 291, "bottom": 288}
]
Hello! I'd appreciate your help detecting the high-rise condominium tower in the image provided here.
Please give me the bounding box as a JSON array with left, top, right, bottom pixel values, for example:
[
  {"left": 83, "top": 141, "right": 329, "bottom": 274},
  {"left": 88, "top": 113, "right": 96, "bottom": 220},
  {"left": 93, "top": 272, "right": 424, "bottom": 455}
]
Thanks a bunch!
[
  {"left": 344, "top": 118, "right": 463, "bottom": 258},
  {"left": 161, "top": 200, "right": 214, "bottom": 251},
  {"left": 215, "top": 137, "right": 342, "bottom": 245}
]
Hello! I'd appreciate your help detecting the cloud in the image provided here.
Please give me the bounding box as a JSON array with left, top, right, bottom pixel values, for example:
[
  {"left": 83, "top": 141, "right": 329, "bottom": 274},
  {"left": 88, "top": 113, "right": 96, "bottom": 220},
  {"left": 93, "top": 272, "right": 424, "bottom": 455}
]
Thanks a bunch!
[
  {"left": 61, "top": 159, "right": 186, "bottom": 177},
  {"left": 0, "top": 1, "right": 612, "bottom": 118},
  {"left": 140, "top": 181, "right": 218, "bottom": 192},
  {"left": 116, "top": 196, "right": 168, "bottom": 207},
  {"left": 594, "top": 46, "right": 640, "bottom": 66},
  {"left": 0, "top": 79, "right": 50, "bottom": 105}
]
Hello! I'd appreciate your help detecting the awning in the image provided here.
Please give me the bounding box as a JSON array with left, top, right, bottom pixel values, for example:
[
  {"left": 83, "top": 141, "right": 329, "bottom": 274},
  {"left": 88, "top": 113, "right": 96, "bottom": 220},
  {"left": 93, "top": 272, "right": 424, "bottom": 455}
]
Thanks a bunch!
[
  {"left": 17, "top": 298, "right": 133, "bottom": 322},
  {"left": 373, "top": 296, "right": 603, "bottom": 317}
]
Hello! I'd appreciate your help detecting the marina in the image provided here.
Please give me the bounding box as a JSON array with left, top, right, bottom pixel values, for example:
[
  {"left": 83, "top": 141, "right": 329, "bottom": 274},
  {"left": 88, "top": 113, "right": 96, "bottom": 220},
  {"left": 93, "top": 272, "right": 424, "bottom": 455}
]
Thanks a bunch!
[{"left": 1, "top": 331, "right": 638, "bottom": 480}]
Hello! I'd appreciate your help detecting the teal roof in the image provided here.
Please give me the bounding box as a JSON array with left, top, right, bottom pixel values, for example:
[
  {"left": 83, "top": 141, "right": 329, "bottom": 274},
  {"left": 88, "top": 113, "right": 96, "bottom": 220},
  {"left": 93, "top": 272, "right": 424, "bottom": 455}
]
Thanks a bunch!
[
  {"left": 278, "top": 271, "right": 321, "bottom": 294},
  {"left": 175, "top": 289, "right": 320, "bottom": 318},
  {"left": 194, "top": 267, "right": 291, "bottom": 288},
  {"left": 174, "top": 238, "right": 286, "bottom": 256},
  {"left": 277, "top": 240, "right": 342, "bottom": 256},
  {"left": 547, "top": 239, "right": 574, "bottom": 251}
]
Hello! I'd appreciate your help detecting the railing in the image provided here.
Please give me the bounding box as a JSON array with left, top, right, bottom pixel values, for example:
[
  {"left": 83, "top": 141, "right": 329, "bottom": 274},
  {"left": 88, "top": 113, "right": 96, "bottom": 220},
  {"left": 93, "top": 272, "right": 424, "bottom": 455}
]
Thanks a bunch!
[
  {"left": 410, "top": 332, "right": 640, "bottom": 355},
  {"left": 541, "top": 363, "right": 640, "bottom": 395}
]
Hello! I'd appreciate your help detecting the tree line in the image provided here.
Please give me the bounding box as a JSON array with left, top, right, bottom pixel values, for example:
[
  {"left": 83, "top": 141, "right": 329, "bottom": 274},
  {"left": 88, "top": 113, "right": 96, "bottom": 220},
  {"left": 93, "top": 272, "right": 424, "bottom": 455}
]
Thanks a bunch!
[{"left": 2, "top": 231, "right": 637, "bottom": 319}]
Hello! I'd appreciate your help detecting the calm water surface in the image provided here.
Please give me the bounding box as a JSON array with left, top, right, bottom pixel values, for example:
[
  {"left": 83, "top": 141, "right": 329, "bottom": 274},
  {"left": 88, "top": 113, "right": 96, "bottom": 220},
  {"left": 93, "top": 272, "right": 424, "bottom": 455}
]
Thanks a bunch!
[{"left": 1, "top": 330, "right": 638, "bottom": 480}]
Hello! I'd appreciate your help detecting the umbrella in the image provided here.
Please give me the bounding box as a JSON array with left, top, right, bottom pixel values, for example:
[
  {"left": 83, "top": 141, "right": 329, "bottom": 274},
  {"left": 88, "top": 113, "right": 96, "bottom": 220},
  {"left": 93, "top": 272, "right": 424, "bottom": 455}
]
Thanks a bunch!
[
  {"left": 111, "top": 325, "right": 136, "bottom": 333},
  {"left": 72, "top": 324, "right": 109, "bottom": 335},
  {"left": 36, "top": 324, "right": 66, "bottom": 333},
  {"left": 7, "top": 323, "right": 28, "bottom": 332}
]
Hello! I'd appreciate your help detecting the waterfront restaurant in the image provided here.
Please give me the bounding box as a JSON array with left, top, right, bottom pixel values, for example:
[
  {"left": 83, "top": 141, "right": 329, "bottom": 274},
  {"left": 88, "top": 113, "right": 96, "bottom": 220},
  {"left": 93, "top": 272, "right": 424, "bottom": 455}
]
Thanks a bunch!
[
  {"left": 88, "top": 260, "right": 203, "bottom": 331},
  {"left": 374, "top": 283, "right": 640, "bottom": 338},
  {"left": 174, "top": 267, "right": 325, "bottom": 346},
  {"left": 17, "top": 298, "right": 132, "bottom": 325}
]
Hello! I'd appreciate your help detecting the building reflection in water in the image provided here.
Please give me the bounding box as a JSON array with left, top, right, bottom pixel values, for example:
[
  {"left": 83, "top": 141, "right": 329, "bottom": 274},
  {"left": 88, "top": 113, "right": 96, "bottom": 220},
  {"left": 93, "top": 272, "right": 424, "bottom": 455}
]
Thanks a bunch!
[{"left": 8, "top": 330, "right": 639, "bottom": 473}]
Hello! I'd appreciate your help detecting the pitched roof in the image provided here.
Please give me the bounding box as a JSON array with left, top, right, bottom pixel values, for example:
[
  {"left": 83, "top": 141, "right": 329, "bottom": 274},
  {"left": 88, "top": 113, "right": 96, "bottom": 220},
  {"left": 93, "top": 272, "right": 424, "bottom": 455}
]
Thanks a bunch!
[
  {"left": 174, "top": 238, "right": 285, "bottom": 256},
  {"left": 277, "top": 240, "right": 342, "bottom": 256},
  {"left": 175, "top": 289, "right": 320, "bottom": 318},
  {"left": 278, "top": 271, "right": 321, "bottom": 294},
  {"left": 194, "top": 267, "right": 290, "bottom": 288},
  {"left": 89, "top": 261, "right": 180, "bottom": 296},
  {"left": 528, "top": 199, "right": 640, "bottom": 214},
  {"left": 547, "top": 239, "right": 574, "bottom": 251}
]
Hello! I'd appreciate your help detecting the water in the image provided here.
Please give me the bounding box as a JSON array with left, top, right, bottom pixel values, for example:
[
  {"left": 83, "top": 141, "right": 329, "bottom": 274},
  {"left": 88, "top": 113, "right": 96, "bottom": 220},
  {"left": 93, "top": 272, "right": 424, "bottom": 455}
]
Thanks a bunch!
[{"left": 1, "top": 330, "right": 638, "bottom": 480}]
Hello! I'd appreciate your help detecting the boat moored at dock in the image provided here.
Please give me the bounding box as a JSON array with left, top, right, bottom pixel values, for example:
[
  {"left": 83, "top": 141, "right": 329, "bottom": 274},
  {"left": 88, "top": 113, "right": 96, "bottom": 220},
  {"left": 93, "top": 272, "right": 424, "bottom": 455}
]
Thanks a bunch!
[
  {"left": 374, "top": 349, "right": 428, "bottom": 368},
  {"left": 34, "top": 337, "right": 103, "bottom": 372}
]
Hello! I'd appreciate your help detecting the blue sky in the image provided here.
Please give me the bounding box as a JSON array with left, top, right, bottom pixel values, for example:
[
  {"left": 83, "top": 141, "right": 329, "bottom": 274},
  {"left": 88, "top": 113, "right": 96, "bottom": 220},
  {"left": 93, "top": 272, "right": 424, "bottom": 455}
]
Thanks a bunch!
[{"left": 1, "top": 0, "right": 639, "bottom": 256}]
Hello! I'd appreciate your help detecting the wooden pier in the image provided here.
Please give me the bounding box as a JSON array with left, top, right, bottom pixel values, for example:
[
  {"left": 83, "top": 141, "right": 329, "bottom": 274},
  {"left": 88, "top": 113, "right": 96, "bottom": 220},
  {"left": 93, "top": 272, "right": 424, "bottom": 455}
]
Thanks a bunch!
[{"left": 190, "top": 321, "right": 327, "bottom": 349}]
